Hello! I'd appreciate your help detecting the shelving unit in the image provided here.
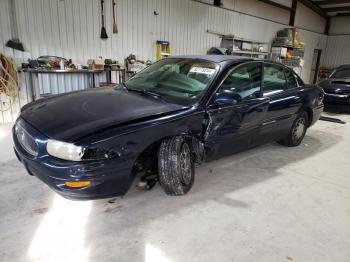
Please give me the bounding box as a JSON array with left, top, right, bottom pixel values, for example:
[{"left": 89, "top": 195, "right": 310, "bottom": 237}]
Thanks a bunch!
[
  {"left": 221, "top": 35, "right": 269, "bottom": 59},
  {"left": 271, "top": 45, "right": 304, "bottom": 76},
  {"left": 206, "top": 30, "right": 269, "bottom": 59},
  {"left": 270, "top": 28, "right": 305, "bottom": 76}
]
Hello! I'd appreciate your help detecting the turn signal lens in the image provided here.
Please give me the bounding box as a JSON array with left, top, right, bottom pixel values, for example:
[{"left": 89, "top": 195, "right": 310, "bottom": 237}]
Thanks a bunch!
[{"left": 65, "top": 181, "right": 91, "bottom": 188}]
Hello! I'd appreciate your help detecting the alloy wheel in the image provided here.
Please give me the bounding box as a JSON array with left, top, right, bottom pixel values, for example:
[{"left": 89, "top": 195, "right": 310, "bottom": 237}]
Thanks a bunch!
[{"left": 292, "top": 117, "right": 305, "bottom": 142}]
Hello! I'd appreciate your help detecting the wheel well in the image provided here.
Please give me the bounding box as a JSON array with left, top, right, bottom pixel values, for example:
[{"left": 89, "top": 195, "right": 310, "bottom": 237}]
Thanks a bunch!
[
  {"left": 133, "top": 140, "right": 162, "bottom": 173},
  {"left": 133, "top": 135, "right": 204, "bottom": 173}
]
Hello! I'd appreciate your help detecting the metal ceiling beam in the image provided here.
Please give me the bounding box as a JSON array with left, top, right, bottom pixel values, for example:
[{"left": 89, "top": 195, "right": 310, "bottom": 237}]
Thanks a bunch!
[
  {"left": 258, "top": 0, "right": 293, "bottom": 11},
  {"left": 289, "top": 0, "right": 298, "bottom": 25},
  {"left": 324, "top": 6, "right": 350, "bottom": 12},
  {"left": 334, "top": 11, "right": 350, "bottom": 16},
  {"left": 298, "top": 0, "right": 329, "bottom": 18},
  {"left": 316, "top": 0, "right": 350, "bottom": 5}
]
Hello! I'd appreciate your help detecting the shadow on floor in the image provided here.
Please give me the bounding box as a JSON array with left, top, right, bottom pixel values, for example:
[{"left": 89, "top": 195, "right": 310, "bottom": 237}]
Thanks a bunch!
[
  {"left": 324, "top": 103, "right": 350, "bottom": 114},
  {"left": 0, "top": 128, "right": 343, "bottom": 261},
  {"left": 82, "top": 128, "right": 342, "bottom": 261}
]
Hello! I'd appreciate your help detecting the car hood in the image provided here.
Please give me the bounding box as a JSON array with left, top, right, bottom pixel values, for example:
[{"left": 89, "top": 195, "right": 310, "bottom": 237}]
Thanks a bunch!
[
  {"left": 319, "top": 78, "right": 350, "bottom": 92},
  {"left": 21, "top": 88, "right": 187, "bottom": 142}
]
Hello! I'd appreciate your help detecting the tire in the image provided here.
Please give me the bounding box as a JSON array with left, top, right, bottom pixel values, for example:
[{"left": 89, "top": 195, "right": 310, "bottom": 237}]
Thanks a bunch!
[
  {"left": 158, "top": 136, "right": 195, "bottom": 196},
  {"left": 278, "top": 111, "right": 308, "bottom": 147}
]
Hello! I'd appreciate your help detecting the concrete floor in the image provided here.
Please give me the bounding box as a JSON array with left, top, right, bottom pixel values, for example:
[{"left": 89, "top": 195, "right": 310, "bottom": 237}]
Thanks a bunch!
[{"left": 1, "top": 112, "right": 350, "bottom": 262}]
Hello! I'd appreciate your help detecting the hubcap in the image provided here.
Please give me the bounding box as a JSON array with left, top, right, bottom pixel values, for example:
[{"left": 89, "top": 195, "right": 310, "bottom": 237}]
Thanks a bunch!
[
  {"left": 179, "top": 143, "right": 192, "bottom": 185},
  {"left": 292, "top": 117, "right": 305, "bottom": 141}
]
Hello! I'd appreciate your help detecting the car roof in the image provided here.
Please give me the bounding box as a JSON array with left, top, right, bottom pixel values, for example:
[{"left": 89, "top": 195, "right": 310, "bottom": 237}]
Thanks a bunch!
[
  {"left": 169, "top": 55, "right": 254, "bottom": 64},
  {"left": 336, "top": 64, "right": 350, "bottom": 70}
]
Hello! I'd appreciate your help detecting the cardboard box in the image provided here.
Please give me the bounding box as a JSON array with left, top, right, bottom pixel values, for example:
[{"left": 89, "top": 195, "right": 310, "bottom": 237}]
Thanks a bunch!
[{"left": 87, "top": 59, "right": 105, "bottom": 70}]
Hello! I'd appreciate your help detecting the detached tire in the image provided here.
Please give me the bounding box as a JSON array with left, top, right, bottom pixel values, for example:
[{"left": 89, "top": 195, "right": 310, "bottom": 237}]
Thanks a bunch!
[
  {"left": 158, "top": 136, "right": 195, "bottom": 196},
  {"left": 278, "top": 111, "right": 308, "bottom": 147}
]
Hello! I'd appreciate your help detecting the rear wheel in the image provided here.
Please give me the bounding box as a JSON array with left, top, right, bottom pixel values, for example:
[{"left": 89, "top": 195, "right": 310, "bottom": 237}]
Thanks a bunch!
[
  {"left": 278, "top": 112, "right": 308, "bottom": 147},
  {"left": 158, "top": 136, "right": 194, "bottom": 196}
]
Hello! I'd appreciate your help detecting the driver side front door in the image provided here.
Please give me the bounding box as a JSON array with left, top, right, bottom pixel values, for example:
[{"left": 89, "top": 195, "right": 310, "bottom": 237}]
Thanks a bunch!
[{"left": 204, "top": 62, "right": 270, "bottom": 160}]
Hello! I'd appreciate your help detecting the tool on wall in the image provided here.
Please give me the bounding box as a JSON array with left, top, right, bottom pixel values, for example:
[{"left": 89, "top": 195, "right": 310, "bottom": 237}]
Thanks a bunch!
[
  {"left": 156, "top": 41, "right": 171, "bottom": 61},
  {"left": 100, "top": 0, "right": 108, "bottom": 39},
  {"left": 112, "top": 0, "right": 118, "bottom": 34},
  {"left": 5, "top": 0, "right": 25, "bottom": 51}
]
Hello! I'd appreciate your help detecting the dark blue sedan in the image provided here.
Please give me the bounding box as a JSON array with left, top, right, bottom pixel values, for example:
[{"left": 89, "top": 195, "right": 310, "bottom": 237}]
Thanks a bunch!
[
  {"left": 13, "top": 56, "right": 324, "bottom": 200},
  {"left": 318, "top": 64, "right": 350, "bottom": 105}
]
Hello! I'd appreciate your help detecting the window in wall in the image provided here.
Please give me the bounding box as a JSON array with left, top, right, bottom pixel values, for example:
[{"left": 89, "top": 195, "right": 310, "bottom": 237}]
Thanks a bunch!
[
  {"left": 220, "top": 62, "right": 262, "bottom": 101},
  {"left": 263, "top": 64, "right": 287, "bottom": 96}
]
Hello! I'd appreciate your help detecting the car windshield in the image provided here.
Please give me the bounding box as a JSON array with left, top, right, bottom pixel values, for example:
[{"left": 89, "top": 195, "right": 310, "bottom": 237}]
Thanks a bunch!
[
  {"left": 331, "top": 68, "right": 350, "bottom": 79},
  {"left": 124, "top": 58, "right": 220, "bottom": 105}
]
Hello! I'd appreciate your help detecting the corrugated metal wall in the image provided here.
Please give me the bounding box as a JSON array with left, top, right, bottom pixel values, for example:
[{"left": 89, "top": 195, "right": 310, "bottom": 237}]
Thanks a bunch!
[
  {"left": 1, "top": 0, "right": 283, "bottom": 61},
  {"left": 0, "top": 0, "right": 326, "bottom": 123},
  {"left": 322, "top": 35, "right": 350, "bottom": 69}
]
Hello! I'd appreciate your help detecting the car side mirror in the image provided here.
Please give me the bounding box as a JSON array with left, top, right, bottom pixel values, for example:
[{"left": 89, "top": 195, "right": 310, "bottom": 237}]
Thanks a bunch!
[{"left": 213, "top": 90, "right": 242, "bottom": 105}]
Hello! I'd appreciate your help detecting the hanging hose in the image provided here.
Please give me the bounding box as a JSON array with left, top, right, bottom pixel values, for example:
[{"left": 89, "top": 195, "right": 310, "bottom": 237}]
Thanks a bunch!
[{"left": 0, "top": 53, "right": 19, "bottom": 111}]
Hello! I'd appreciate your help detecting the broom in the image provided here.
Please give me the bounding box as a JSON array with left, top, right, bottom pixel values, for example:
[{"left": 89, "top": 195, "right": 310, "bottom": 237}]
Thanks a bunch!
[
  {"left": 100, "top": 0, "right": 108, "bottom": 39},
  {"left": 112, "top": 0, "right": 118, "bottom": 34}
]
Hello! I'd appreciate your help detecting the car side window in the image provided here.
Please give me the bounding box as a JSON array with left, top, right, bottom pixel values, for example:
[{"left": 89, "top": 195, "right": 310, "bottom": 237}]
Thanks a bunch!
[
  {"left": 219, "top": 62, "right": 262, "bottom": 101},
  {"left": 285, "top": 68, "right": 298, "bottom": 89},
  {"left": 263, "top": 64, "right": 287, "bottom": 96}
]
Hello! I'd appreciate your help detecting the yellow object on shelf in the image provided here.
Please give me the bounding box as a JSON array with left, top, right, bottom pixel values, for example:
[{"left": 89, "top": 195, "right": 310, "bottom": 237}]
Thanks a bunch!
[{"left": 156, "top": 41, "right": 171, "bottom": 61}]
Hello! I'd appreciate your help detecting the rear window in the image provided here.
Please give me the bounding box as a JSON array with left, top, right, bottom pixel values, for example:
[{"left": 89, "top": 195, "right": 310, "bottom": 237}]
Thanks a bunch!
[{"left": 331, "top": 68, "right": 350, "bottom": 79}]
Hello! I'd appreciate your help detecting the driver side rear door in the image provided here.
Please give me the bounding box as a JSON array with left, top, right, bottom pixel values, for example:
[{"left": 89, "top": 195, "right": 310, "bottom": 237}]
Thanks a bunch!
[{"left": 204, "top": 62, "right": 270, "bottom": 160}]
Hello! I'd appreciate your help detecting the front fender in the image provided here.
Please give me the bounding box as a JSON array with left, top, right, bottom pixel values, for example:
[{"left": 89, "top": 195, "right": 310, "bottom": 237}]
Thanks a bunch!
[{"left": 76, "top": 108, "right": 205, "bottom": 176}]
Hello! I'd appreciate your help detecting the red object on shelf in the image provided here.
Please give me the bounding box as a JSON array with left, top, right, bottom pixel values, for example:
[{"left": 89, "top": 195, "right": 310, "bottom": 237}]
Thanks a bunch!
[{"left": 99, "top": 82, "right": 116, "bottom": 87}]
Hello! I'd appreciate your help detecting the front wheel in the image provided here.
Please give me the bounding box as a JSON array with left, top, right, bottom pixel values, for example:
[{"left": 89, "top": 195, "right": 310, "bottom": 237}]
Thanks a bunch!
[
  {"left": 158, "top": 136, "right": 195, "bottom": 196},
  {"left": 278, "top": 112, "right": 308, "bottom": 147}
]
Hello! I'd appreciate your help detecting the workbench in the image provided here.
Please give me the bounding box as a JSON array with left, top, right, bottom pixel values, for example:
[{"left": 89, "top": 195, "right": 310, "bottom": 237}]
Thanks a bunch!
[{"left": 22, "top": 68, "right": 126, "bottom": 101}]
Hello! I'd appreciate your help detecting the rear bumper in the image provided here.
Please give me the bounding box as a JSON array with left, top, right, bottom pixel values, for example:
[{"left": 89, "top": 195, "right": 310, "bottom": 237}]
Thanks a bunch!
[
  {"left": 310, "top": 104, "right": 323, "bottom": 127},
  {"left": 324, "top": 93, "right": 350, "bottom": 105}
]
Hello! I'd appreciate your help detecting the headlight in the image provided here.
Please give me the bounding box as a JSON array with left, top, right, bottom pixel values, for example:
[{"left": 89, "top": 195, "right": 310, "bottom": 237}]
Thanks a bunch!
[
  {"left": 47, "top": 139, "right": 85, "bottom": 161},
  {"left": 46, "top": 139, "right": 118, "bottom": 161}
]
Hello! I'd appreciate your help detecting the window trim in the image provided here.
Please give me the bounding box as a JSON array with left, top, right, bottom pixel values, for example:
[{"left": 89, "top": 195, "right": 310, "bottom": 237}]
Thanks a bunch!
[
  {"left": 207, "top": 61, "right": 263, "bottom": 105},
  {"left": 293, "top": 71, "right": 304, "bottom": 87},
  {"left": 284, "top": 67, "right": 298, "bottom": 90},
  {"left": 286, "top": 67, "right": 304, "bottom": 88}
]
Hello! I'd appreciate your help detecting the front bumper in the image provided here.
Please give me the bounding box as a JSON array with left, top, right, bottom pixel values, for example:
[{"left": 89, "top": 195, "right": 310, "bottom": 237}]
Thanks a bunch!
[
  {"left": 323, "top": 93, "right": 350, "bottom": 105},
  {"left": 13, "top": 120, "right": 134, "bottom": 200}
]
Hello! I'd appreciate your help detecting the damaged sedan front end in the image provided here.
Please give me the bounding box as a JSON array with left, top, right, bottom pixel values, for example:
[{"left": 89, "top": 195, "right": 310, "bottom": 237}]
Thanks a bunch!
[
  {"left": 13, "top": 58, "right": 216, "bottom": 199},
  {"left": 13, "top": 56, "right": 323, "bottom": 200}
]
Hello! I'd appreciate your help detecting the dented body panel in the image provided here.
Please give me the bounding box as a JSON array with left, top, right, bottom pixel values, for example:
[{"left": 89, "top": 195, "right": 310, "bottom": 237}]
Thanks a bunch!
[
  {"left": 204, "top": 97, "right": 270, "bottom": 159},
  {"left": 13, "top": 56, "right": 324, "bottom": 199}
]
